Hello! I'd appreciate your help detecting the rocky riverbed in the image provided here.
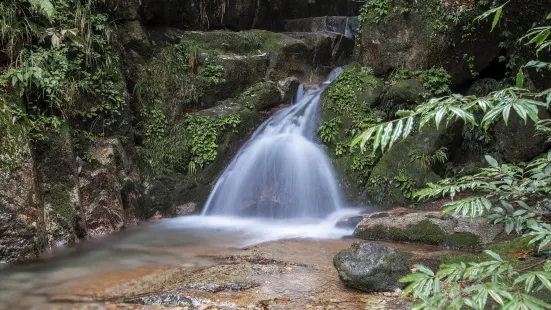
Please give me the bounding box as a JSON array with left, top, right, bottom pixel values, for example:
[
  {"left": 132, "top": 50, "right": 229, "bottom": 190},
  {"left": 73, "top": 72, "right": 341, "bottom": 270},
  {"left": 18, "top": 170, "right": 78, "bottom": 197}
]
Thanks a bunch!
[{"left": 0, "top": 219, "right": 459, "bottom": 310}]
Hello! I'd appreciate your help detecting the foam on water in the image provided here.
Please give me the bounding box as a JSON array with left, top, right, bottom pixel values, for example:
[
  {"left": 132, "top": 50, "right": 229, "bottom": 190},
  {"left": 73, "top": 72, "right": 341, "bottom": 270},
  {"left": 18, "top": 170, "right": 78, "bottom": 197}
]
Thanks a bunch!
[{"left": 162, "top": 208, "right": 361, "bottom": 246}]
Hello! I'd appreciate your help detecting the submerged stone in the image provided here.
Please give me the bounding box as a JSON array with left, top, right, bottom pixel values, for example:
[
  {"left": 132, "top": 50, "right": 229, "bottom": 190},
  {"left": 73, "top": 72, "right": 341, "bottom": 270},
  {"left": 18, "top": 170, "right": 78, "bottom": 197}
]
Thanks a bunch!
[{"left": 333, "top": 242, "right": 409, "bottom": 292}]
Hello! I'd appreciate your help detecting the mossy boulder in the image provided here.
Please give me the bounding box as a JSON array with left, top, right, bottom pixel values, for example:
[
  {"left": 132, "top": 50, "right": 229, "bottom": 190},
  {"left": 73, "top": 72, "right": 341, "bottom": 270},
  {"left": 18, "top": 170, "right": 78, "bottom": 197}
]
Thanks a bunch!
[
  {"left": 236, "top": 81, "right": 282, "bottom": 111},
  {"left": 366, "top": 123, "right": 460, "bottom": 208},
  {"left": 380, "top": 79, "right": 425, "bottom": 119},
  {"left": 333, "top": 242, "right": 410, "bottom": 292},
  {"left": 353, "top": 211, "right": 507, "bottom": 251},
  {"left": 319, "top": 65, "right": 384, "bottom": 204}
]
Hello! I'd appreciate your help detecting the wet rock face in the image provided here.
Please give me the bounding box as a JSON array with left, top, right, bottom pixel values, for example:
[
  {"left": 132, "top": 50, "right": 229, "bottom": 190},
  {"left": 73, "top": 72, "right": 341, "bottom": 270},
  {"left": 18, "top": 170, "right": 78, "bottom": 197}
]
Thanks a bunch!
[
  {"left": 137, "top": 0, "right": 359, "bottom": 31},
  {"left": 79, "top": 138, "right": 138, "bottom": 236},
  {"left": 283, "top": 16, "right": 358, "bottom": 37},
  {"left": 0, "top": 133, "right": 44, "bottom": 263},
  {"left": 34, "top": 127, "right": 86, "bottom": 249},
  {"left": 333, "top": 242, "right": 409, "bottom": 292}
]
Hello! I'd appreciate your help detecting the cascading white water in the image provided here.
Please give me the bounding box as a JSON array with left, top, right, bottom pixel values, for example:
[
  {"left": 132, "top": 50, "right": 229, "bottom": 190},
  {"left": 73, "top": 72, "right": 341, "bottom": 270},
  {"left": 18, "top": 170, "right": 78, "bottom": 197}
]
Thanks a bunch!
[
  {"left": 201, "top": 69, "right": 345, "bottom": 219},
  {"left": 344, "top": 17, "right": 353, "bottom": 39}
]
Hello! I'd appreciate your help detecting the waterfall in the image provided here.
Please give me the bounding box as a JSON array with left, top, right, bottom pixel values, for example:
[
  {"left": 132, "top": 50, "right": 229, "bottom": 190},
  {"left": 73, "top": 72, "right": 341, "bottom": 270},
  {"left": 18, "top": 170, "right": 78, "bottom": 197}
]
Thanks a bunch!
[
  {"left": 344, "top": 17, "right": 353, "bottom": 39},
  {"left": 201, "top": 69, "right": 345, "bottom": 219}
]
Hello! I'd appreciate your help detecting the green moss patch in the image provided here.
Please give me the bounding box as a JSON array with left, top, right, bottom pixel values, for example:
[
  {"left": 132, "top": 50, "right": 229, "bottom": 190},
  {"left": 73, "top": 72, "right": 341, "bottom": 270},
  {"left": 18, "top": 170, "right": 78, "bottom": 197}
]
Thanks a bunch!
[{"left": 354, "top": 219, "right": 482, "bottom": 251}]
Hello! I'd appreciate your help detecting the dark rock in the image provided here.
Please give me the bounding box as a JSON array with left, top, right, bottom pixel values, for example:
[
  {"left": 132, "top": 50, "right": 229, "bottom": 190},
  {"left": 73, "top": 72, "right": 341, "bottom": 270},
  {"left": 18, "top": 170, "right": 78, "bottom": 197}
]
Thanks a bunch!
[
  {"left": 466, "top": 78, "right": 505, "bottom": 97},
  {"left": 356, "top": 0, "right": 500, "bottom": 86},
  {"left": 34, "top": 126, "right": 86, "bottom": 249},
  {"left": 333, "top": 243, "right": 409, "bottom": 292},
  {"left": 283, "top": 16, "right": 358, "bottom": 37},
  {"left": 119, "top": 21, "right": 153, "bottom": 57},
  {"left": 196, "top": 102, "right": 244, "bottom": 117},
  {"left": 494, "top": 108, "right": 551, "bottom": 163},
  {"left": 139, "top": 0, "right": 358, "bottom": 31},
  {"left": 108, "top": 0, "right": 141, "bottom": 20},
  {"left": 143, "top": 174, "right": 209, "bottom": 218},
  {"left": 278, "top": 77, "right": 300, "bottom": 103},
  {"left": 280, "top": 0, "right": 359, "bottom": 20},
  {"left": 282, "top": 32, "right": 354, "bottom": 83},
  {"left": 380, "top": 79, "right": 425, "bottom": 119},
  {"left": 239, "top": 81, "right": 282, "bottom": 111},
  {"left": 335, "top": 216, "right": 365, "bottom": 229}
]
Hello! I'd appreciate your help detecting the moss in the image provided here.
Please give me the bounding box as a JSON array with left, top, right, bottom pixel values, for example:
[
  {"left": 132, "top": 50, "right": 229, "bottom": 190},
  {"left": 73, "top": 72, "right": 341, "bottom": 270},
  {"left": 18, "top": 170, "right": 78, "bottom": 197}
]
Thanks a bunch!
[
  {"left": 355, "top": 220, "right": 482, "bottom": 251},
  {"left": 239, "top": 82, "right": 281, "bottom": 111},
  {"left": 439, "top": 238, "right": 534, "bottom": 265},
  {"left": 46, "top": 184, "right": 77, "bottom": 222},
  {"left": 318, "top": 65, "right": 386, "bottom": 204}
]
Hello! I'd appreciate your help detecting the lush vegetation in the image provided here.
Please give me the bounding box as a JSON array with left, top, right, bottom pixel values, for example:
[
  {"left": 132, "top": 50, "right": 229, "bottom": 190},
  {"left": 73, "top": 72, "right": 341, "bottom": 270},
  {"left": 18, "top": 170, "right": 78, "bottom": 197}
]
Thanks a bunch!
[
  {"left": 352, "top": 5, "right": 551, "bottom": 309},
  {"left": 0, "top": 0, "right": 124, "bottom": 158}
]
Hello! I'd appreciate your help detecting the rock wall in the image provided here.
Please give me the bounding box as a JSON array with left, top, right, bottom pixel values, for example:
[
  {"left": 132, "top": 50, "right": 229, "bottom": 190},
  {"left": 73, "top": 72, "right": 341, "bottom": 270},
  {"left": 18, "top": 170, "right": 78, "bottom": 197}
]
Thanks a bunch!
[
  {"left": 0, "top": 0, "right": 356, "bottom": 262},
  {"left": 0, "top": 130, "right": 45, "bottom": 263}
]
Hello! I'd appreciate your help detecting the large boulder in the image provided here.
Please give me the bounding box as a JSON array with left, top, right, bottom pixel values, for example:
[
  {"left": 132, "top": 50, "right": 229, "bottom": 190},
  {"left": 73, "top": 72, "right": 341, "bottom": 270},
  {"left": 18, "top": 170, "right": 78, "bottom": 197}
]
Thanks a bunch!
[
  {"left": 353, "top": 211, "right": 508, "bottom": 251},
  {"left": 366, "top": 123, "right": 461, "bottom": 208},
  {"left": 379, "top": 79, "right": 425, "bottom": 119},
  {"left": 333, "top": 242, "right": 409, "bottom": 292},
  {"left": 34, "top": 126, "right": 86, "bottom": 249},
  {"left": 493, "top": 109, "right": 551, "bottom": 163}
]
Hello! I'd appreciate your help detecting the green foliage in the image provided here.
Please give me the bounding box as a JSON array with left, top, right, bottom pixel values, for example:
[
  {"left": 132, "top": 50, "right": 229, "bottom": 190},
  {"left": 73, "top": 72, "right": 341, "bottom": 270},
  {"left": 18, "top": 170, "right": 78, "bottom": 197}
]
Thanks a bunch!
[
  {"left": 359, "top": 0, "right": 390, "bottom": 24},
  {"left": 134, "top": 40, "right": 200, "bottom": 115},
  {"left": 0, "top": 0, "right": 123, "bottom": 144},
  {"left": 325, "top": 66, "right": 377, "bottom": 115},
  {"left": 318, "top": 118, "right": 341, "bottom": 144},
  {"left": 390, "top": 67, "right": 452, "bottom": 99},
  {"left": 352, "top": 86, "right": 549, "bottom": 155},
  {"left": 198, "top": 57, "right": 226, "bottom": 84},
  {"left": 143, "top": 109, "right": 167, "bottom": 144},
  {"left": 144, "top": 113, "right": 241, "bottom": 175},
  {"left": 186, "top": 113, "right": 240, "bottom": 172},
  {"left": 355, "top": 14, "right": 551, "bottom": 309},
  {"left": 409, "top": 147, "right": 448, "bottom": 170},
  {"left": 395, "top": 169, "right": 417, "bottom": 199},
  {"left": 399, "top": 101, "right": 551, "bottom": 310},
  {"left": 334, "top": 142, "right": 349, "bottom": 157},
  {"left": 351, "top": 153, "right": 377, "bottom": 184},
  {"left": 144, "top": 121, "right": 189, "bottom": 175},
  {"left": 0, "top": 96, "right": 27, "bottom": 178}
]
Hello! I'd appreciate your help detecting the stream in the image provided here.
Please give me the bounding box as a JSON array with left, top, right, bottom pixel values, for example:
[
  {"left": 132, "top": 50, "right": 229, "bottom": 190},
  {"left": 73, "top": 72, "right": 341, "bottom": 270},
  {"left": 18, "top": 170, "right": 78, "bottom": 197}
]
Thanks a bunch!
[{"left": 1, "top": 70, "right": 450, "bottom": 310}]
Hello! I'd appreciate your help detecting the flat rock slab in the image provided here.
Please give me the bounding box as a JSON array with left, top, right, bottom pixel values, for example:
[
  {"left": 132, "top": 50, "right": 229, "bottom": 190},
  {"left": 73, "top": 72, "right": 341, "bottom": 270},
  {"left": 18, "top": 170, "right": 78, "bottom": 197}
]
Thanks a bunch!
[{"left": 353, "top": 210, "right": 508, "bottom": 251}]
